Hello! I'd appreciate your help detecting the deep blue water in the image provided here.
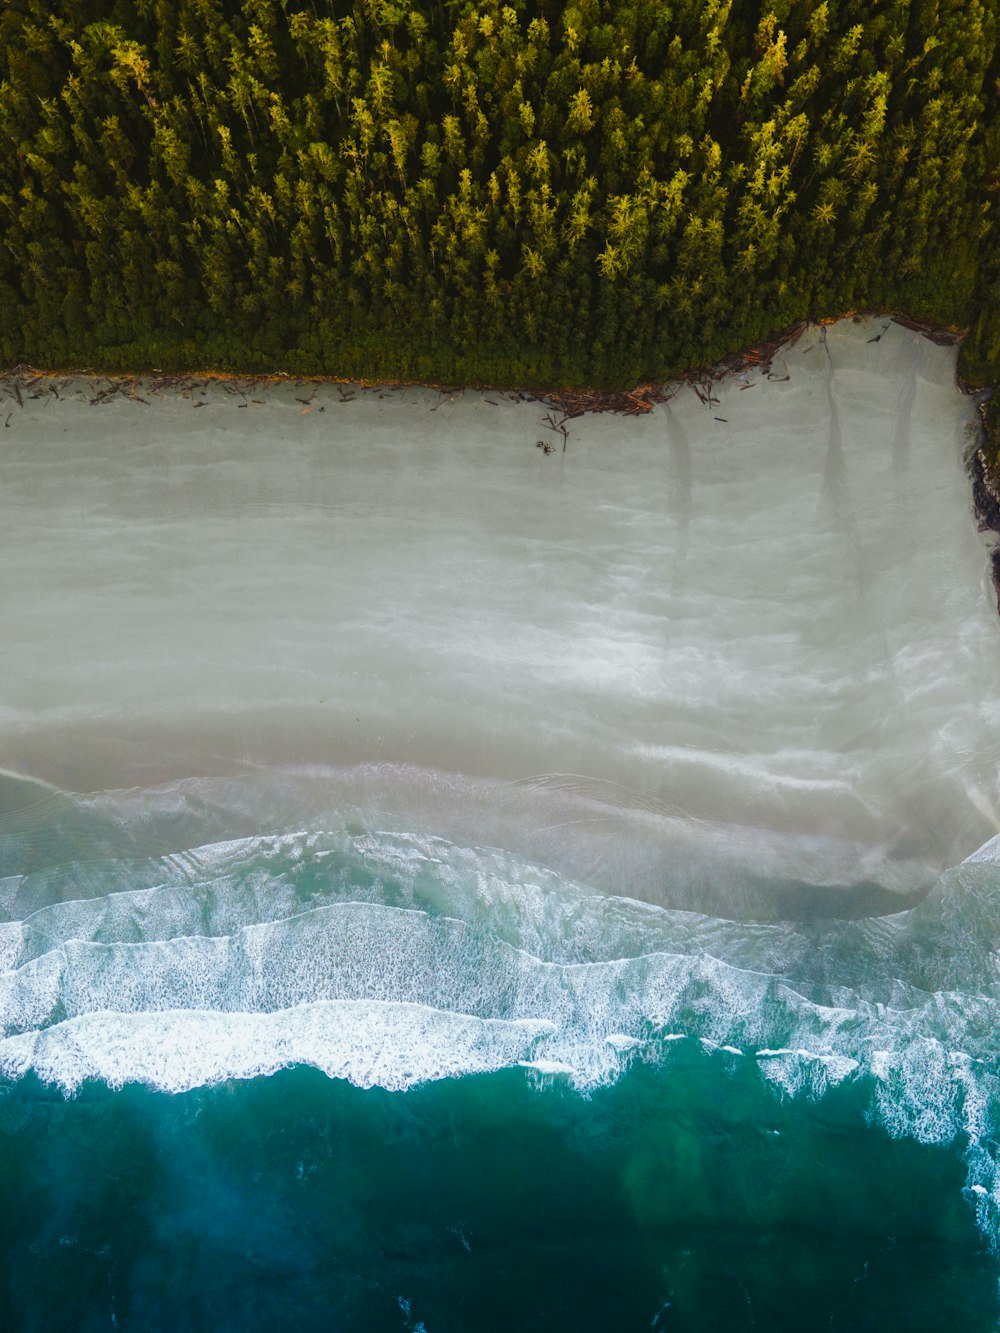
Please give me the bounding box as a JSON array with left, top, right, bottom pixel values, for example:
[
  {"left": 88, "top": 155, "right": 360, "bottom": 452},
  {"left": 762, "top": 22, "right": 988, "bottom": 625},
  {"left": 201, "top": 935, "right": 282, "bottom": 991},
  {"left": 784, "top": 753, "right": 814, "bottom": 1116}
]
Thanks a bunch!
[
  {"left": 1, "top": 780, "right": 999, "bottom": 1330},
  {"left": 1, "top": 1060, "right": 996, "bottom": 1332}
]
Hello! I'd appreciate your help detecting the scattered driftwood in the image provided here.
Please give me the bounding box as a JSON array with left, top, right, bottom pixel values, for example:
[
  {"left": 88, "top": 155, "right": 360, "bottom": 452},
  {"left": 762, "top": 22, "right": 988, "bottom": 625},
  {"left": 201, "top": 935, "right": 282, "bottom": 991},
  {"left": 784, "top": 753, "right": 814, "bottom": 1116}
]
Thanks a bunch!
[
  {"left": 532, "top": 382, "right": 676, "bottom": 419},
  {"left": 711, "top": 319, "right": 810, "bottom": 383},
  {"left": 971, "top": 446, "right": 1000, "bottom": 534},
  {"left": 970, "top": 441, "right": 1000, "bottom": 615},
  {"left": 891, "top": 314, "right": 960, "bottom": 346},
  {"left": 0, "top": 314, "right": 968, "bottom": 425},
  {"left": 539, "top": 409, "right": 570, "bottom": 452}
]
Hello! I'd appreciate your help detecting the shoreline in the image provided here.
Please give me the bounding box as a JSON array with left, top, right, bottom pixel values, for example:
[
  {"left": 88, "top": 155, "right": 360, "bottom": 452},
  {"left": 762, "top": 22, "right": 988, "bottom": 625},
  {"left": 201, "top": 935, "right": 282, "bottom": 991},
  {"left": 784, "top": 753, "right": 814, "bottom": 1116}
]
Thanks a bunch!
[{"left": 0, "top": 311, "right": 973, "bottom": 419}]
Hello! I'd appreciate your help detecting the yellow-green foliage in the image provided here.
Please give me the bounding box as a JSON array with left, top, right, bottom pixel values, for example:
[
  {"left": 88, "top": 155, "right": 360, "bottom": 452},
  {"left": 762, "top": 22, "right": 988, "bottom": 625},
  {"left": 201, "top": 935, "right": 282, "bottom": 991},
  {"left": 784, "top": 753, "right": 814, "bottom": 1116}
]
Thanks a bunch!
[{"left": 0, "top": 0, "right": 996, "bottom": 387}]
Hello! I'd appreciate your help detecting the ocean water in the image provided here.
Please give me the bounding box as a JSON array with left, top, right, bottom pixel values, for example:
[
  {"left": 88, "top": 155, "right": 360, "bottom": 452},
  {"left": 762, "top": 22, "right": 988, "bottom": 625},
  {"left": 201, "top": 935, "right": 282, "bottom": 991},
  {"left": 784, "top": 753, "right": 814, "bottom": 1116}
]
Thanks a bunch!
[{"left": 2, "top": 319, "right": 999, "bottom": 1328}]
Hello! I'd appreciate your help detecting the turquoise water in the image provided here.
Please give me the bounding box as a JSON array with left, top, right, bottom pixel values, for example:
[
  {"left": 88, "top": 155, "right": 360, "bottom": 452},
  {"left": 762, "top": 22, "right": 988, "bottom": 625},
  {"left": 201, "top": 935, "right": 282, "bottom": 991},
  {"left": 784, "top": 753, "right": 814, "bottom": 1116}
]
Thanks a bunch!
[
  {"left": 1, "top": 1063, "right": 995, "bottom": 1331},
  {"left": 1, "top": 776, "right": 999, "bottom": 1331}
]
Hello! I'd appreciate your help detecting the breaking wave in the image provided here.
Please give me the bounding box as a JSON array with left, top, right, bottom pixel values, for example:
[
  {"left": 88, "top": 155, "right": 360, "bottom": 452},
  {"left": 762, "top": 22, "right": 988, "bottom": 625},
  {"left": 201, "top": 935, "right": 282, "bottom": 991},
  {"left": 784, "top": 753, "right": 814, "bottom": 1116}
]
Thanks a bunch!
[{"left": 3, "top": 780, "right": 1000, "bottom": 1245}]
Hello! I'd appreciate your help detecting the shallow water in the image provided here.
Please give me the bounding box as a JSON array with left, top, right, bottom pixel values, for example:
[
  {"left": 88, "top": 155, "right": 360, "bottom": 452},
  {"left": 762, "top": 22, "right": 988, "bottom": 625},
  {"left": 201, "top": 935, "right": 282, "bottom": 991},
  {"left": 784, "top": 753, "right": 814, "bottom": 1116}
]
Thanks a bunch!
[{"left": 1, "top": 319, "right": 999, "bottom": 1328}]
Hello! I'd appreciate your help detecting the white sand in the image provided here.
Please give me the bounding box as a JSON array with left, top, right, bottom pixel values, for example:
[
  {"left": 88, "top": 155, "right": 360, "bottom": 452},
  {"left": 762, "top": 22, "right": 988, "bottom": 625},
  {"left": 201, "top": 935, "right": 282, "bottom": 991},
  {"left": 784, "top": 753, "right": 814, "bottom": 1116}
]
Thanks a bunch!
[{"left": 1, "top": 318, "right": 995, "bottom": 904}]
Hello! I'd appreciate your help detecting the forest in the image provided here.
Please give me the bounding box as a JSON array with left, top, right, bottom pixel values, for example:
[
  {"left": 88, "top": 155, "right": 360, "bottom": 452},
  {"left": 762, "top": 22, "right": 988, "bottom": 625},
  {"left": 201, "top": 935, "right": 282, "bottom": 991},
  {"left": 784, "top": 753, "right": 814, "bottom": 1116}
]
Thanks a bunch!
[{"left": 0, "top": 0, "right": 997, "bottom": 390}]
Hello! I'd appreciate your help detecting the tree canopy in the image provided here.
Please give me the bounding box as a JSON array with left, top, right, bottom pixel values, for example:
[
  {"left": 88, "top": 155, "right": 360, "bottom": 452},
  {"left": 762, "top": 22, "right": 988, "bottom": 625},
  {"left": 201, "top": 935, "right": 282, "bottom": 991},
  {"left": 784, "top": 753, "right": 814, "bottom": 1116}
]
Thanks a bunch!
[{"left": 0, "top": 0, "right": 997, "bottom": 387}]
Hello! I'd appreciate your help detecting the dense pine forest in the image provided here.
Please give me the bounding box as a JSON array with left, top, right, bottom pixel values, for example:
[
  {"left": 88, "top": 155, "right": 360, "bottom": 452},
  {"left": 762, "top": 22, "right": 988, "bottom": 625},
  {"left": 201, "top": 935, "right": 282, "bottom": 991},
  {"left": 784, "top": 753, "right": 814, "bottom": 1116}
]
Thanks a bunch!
[{"left": 0, "top": 0, "right": 997, "bottom": 388}]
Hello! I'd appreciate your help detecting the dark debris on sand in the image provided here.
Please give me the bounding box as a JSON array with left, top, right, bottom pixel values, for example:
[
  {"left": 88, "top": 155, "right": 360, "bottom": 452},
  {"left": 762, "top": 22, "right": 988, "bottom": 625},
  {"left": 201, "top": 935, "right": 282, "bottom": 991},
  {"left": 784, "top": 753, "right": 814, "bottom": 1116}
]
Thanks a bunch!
[{"left": 0, "top": 314, "right": 967, "bottom": 423}]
